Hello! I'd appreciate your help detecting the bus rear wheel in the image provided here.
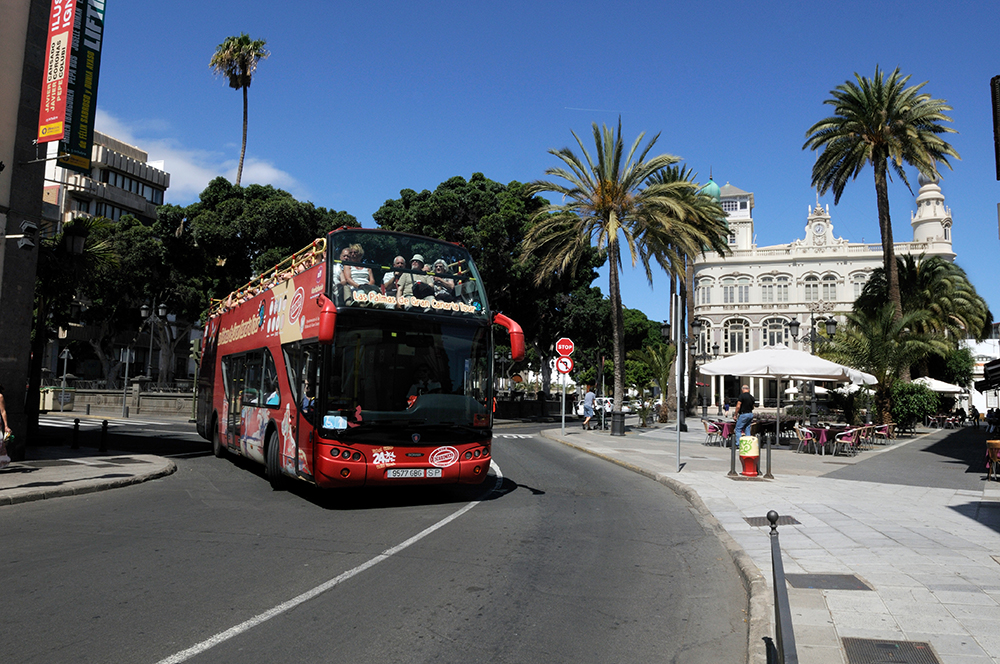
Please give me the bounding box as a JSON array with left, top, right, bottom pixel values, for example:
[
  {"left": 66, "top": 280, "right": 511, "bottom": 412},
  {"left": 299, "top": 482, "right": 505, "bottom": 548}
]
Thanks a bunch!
[
  {"left": 265, "top": 429, "right": 284, "bottom": 490},
  {"left": 212, "top": 420, "right": 226, "bottom": 458}
]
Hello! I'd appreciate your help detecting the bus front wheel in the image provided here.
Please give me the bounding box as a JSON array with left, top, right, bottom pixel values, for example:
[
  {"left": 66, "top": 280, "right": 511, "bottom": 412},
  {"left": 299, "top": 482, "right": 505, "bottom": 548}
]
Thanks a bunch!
[{"left": 265, "top": 429, "right": 284, "bottom": 490}]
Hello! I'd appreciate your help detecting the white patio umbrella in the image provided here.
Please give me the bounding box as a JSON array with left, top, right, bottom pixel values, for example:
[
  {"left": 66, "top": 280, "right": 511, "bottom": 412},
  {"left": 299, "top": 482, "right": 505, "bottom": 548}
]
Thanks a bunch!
[
  {"left": 698, "top": 344, "right": 877, "bottom": 477},
  {"left": 785, "top": 385, "right": 829, "bottom": 395},
  {"left": 913, "top": 376, "right": 964, "bottom": 394}
]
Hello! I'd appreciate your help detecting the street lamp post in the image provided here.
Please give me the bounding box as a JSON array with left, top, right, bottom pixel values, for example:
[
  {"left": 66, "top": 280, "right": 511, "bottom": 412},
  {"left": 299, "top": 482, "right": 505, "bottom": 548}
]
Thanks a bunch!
[
  {"left": 141, "top": 302, "right": 169, "bottom": 382},
  {"left": 494, "top": 350, "right": 511, "bottom": 393},
  {"left": 788, "top": 304, "right": 838, "bottom": 427}
]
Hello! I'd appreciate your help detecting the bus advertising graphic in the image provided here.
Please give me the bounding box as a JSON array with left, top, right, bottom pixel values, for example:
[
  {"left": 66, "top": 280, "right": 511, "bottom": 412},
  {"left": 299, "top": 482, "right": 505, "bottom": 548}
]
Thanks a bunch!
[{"left": 195, "top": 230, "right": 524, "bottom": 490}]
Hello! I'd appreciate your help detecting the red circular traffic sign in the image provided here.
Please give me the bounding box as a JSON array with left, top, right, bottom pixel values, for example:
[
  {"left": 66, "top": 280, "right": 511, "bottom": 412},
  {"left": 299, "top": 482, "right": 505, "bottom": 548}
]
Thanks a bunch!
[
  {"left": 555, "top": 356, "right": 574, "bottom": 374},
  {"left": 555, "top": 337, "right": 574, "bottom": 356}
]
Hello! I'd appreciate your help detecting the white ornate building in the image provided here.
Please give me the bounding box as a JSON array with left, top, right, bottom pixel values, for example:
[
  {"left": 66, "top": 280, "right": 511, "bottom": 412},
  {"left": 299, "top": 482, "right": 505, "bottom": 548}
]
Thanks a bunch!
[{"left": 692, "top": 175, "right": 955, "bottom": 407}]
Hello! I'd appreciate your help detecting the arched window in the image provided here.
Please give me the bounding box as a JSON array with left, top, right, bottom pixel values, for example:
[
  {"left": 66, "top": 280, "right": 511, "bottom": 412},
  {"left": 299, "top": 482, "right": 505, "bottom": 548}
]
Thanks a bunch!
[
  {"left": 724, "top": 319, "right": 749, "bottom": 354},
  {"left": 760, "top": 276, "right": 774, "bottom": 303},
  {"left": 722, "top": 277, "right": 735, "bottom": 304},
  {"left": 852, "top": 273, "right": 868, "bottom": 299},
  {"left": 822, "top": 274, "right": 837, "bottom": 301},
  {"left": 776, "top": 276, "right": 789, "bottom": 302},
  {"left": 697, "top": 277, "right": 712, "bottom": 305},
  {"left": 696, "top": 320, "right": 712, "bottom": 355},
  {"left": 804, "top": 275, "right": 819, "bottom": 302},
  {"left": 763, "top": 317, "right": 788, "bottom": 347},
  {"left": 737, "top": 277, "right": 750, "bottom": 303}
]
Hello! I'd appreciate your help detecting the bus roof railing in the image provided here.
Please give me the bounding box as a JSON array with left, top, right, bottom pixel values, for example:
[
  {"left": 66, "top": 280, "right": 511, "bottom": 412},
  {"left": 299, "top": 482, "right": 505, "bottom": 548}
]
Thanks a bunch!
[{"left": 208, "top": 238, "right": 327, "bottom": 319}]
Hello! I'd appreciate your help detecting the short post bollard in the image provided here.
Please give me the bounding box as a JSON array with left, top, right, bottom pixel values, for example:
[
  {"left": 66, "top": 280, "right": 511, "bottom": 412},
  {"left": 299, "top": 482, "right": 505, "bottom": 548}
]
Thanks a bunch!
[
  {"left": 768, "top": 510, "right": 798, "bottom": 664},
  {"left": 100, "top": 420, "right": 109, "bottom": 454},
  {"left": 86, "top": 404, "right": 91, "bottom": 415},
  {"left": 72, "top": 418, "right": 80, "bottom": 450}
]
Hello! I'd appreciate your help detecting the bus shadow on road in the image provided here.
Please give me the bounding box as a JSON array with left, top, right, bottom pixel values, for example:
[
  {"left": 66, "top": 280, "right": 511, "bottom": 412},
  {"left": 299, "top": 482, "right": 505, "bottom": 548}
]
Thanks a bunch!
[{"left": 297, "top": 474, "right": 524, "bottom": 511}]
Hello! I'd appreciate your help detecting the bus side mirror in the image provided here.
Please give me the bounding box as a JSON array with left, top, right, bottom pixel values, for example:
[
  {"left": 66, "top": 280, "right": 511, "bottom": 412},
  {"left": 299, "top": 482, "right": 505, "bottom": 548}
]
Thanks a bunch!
[
  {"left": 317, "top": 294, "right": 336, "bottom": 345},
  {"left": 493, "top": 313, "right": 525, "bottom": 361}
]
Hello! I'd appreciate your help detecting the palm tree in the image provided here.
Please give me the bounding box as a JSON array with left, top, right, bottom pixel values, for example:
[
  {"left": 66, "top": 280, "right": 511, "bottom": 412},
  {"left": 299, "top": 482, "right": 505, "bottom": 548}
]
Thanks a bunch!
[
  {"left": 646, "top": 166, "right": 728, "bottom": 415},
  {"left": 628, "top": 344, "right": 677, "bottom": 423},
  {"left": 824, "top": 303, "right": 943, "bottom": 423},
  {"left": 210, "top": 33, "right": 269, "bottom": 186},
  {"left": 804, "top": 66, "right": 959, "bottom": 322},
  {"left": 523, "top": 119, "right": 729, "bottom": 429},
  {"left": 856, "top": 254, "right": 990, "bottom": 342}
]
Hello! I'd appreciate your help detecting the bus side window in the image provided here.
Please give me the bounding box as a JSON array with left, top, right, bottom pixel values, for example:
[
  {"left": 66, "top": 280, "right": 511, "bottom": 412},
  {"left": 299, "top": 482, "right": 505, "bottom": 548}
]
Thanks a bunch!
[
  {"left": 243, "top": 350, "right": 263, "bottom": 407},
  {"left": 283, "top": 341, "right": 320, "bottom": 424},
  {"left": 263, "top": 349, "right": 280, "bottom": 407}
]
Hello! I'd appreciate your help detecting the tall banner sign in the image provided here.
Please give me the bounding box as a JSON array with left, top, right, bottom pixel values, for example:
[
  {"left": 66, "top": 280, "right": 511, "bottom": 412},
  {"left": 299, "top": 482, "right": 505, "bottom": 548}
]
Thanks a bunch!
[
  {"left": 58, "top": 0, "right": 107, "bottom": 175},
  {"left": 37, "top": 0, "right": 78, "bottom": 143}
]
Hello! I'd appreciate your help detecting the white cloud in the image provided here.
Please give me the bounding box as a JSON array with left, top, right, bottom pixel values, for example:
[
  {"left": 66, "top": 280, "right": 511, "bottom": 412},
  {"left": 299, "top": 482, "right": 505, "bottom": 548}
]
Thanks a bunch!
[{"left": 94, "top": 108, "right": 308, "bottom": 205}]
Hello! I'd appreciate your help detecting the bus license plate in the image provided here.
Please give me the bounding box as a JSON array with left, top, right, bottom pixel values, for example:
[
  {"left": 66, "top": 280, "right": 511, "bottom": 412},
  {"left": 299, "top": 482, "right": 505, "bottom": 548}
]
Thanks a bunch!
[{"left": 387, "top": 468, "right": 443, "bottom": 479}]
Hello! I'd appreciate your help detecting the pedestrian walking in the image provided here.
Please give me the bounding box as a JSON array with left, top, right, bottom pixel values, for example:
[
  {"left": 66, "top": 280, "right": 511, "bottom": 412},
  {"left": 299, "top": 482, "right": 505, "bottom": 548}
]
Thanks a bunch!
[
  {"left": 582, "top": 385, "right": 596, "bottom": 430},
  {"left": 734, "top": 384, "right": 755, "bottom": 439}
]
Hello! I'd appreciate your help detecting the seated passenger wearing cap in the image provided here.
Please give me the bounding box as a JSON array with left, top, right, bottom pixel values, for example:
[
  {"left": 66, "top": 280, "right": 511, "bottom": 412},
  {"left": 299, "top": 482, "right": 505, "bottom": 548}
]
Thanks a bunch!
[{"left": 399, "top": 254, "right": 433, "bottom": 299}]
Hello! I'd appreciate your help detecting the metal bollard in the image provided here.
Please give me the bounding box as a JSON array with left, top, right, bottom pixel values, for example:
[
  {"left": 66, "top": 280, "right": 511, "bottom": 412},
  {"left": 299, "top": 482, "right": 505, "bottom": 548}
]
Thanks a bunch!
[
  {"left": 86, "top": 404, "right": 91, "bottom": 415},
  {"left": 768, "top": 510, "right": 798, "bottom": 664},
  {"left": 72, "top": 418, "right": 80, "bottom": 450},
  {"left": 100, "top": 420, "right": 109, "bottom": 454}
]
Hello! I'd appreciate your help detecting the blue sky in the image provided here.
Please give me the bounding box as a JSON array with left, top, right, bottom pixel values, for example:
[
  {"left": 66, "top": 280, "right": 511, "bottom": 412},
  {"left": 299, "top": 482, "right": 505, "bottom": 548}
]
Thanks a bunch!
[{"left": 93, "top": 0, "right": 1000, "bottom": 325}]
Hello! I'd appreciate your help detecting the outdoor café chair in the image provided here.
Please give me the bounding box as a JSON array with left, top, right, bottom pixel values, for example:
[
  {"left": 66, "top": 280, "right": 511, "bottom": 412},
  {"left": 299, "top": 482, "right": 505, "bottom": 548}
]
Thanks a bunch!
[
  {"left": 702, "top": 419, "right": 722, "bottom": 446},
  {"left": 793, "top": 424, "right": 815, "bottom": 454},
  {"left": 834, "top": 428, "right": 860, "bottom": 456},
  {"left": 987, "top": 441, "right": 1000, "bottom": 482},
  {"left": 873, "top": 423, "right": 895, "bottom": 445}
]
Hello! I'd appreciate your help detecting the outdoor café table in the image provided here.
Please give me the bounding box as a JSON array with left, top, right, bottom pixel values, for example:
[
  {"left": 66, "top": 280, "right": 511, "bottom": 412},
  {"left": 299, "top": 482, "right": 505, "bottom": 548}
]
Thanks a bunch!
[
  {"left": 718, "top": 420, "right": 737, "bottom": 445},
  {"left": 806, "top": 427, "right": 837, "bottom": 455}
]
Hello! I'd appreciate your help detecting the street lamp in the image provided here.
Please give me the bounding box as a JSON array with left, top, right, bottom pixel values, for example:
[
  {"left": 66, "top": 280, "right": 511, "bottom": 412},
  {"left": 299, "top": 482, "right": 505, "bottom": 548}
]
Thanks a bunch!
[
  {"left": 141, "top": 302, "right": 169, "bottom": 381},
  {"left": 787, "top": 305, "right": 838, "bottom": 427}
]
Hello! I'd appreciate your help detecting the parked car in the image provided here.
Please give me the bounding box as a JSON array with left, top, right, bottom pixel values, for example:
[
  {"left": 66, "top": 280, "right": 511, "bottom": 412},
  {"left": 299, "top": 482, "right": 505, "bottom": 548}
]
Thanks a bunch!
[{"left": 576, "top": 397, "right": 631, "bottom": 416}]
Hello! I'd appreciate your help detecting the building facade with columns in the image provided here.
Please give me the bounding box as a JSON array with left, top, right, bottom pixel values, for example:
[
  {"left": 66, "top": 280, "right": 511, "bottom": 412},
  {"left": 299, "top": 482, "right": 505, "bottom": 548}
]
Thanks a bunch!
[{"left": 692, "top": 175, "right": 955, "bottom": 407}]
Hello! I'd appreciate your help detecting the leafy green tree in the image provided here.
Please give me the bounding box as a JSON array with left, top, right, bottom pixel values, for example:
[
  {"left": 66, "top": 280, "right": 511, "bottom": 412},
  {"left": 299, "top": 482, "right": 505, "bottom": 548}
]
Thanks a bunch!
[
  {"left": 210, "top": 33, "right": 269, "bottom": 185},
  {"left": 805, "top": 66, "right": 960, "bottom": 321},
  {"left": 373, "top": 173, "right": 602, "bottom": 392},
  {"left": 190, "top": 177, "right": 357, "bottom": 297},
  {"left": 524, "top": 119, "right": 729, "bottom": 420},
  {"left": 891, "top": 381, "right": 939, "bottom": 429},
  {"left": 26, "top": 217, "right": 116, "bottom": 440}
]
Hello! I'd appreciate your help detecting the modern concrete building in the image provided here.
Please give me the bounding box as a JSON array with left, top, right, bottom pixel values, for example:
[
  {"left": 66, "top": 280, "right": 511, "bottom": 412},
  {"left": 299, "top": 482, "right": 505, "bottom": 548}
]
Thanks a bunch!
[
  {"left": 692, "top": 174, "right": 956, "bottom": 406},
  {"left": 43, "top": 131, "right": 170, "bottom": 232}
]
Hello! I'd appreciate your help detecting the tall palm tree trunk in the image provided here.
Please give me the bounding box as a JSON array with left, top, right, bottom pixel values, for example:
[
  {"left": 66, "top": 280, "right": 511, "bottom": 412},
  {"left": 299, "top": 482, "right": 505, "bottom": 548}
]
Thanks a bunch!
[
  {"left": 237, "top": 85, "right": 248, "bottom": 186},
  {"left": 608, "top": 241, "right": 626, "bottom": 414},
  {"left": 873, "top": 158, "right": 901, "bottom": 321},
  {"left": 873, "top": 157, "right": 909, "bottom": 381}
]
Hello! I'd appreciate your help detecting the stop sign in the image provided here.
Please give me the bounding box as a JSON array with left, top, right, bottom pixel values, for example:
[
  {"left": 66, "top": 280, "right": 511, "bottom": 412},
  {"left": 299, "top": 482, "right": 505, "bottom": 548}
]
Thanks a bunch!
[{"left": 555, "top": 337, "right": 574, "bottom": 356}]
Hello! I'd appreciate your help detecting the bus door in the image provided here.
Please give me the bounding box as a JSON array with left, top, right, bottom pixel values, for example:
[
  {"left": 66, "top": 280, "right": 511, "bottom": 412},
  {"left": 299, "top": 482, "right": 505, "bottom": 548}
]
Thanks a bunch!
[
  {"left": 282, "top": 341, "right": 321, "bottom": 479},
  {"left": 223, "top": 354, "right": 246, "bottom": 451}
]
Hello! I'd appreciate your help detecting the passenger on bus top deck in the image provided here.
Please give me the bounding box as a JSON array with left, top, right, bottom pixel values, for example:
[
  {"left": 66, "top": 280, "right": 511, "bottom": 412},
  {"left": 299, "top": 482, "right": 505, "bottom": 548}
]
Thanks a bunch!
[
  {"left": 400, "top": 254, "right": 433, "bottom": 298},
  {"left": 432, "top": 259, "right": 455, "bottom": 299},
  {"left": 383, "top": 255, "right": 406, "bottom": 296},
  {"left": 342, "top": 243, "right": 375, "bottom": 291}
]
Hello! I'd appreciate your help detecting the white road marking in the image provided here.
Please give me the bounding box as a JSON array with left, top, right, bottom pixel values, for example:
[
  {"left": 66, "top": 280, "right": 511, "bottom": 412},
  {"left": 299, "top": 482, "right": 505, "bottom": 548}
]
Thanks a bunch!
[{"left": 154, "top": 461, "right": 504, "bottom": 664}]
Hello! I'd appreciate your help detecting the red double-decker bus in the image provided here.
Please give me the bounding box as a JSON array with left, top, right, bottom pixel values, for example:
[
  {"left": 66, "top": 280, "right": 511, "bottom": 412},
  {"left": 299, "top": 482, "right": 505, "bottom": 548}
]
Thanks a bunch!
[{"left": 195, "top": 228, "right": 524, "bottom": 489}]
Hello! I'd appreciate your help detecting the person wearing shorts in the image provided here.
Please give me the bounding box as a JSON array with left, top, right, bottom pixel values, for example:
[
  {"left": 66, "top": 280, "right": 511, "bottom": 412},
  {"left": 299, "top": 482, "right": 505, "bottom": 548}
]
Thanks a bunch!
[{"left": 582, "top": 385, "right": 596, "bottom": 430}]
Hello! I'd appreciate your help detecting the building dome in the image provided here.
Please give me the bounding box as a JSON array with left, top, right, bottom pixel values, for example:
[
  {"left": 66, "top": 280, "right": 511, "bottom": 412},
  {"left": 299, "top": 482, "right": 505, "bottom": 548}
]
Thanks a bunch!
[
  {"left": 917, "top": 170, "right": 940, "bottom": 187},
  {"left": 700, "top": 178, "right": 721, "bottom": 202}
]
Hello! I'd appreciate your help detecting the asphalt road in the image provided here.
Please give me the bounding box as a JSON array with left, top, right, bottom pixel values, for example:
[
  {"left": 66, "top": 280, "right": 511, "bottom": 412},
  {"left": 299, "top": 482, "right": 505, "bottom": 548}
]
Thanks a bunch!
[{"left": 2, "top": 420, "right": 748, "bottom": 664}]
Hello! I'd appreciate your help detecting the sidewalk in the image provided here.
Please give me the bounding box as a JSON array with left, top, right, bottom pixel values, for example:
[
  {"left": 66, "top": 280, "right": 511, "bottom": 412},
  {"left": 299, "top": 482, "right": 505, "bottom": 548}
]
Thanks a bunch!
[
  {"left": 0, "top": 444, "right": 176, "bottom": 506},
  {"left": 543, "top": 420, "right": 1000, "bottom": 664}
]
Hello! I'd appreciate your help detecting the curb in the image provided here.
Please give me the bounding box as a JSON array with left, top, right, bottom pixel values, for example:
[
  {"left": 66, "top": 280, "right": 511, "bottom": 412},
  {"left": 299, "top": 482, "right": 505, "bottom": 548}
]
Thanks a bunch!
[
  {"left": 0, "top": 459, "right": 178, "bottom": 506},
  {"left": 541, "top": 430, "right": 769, "bottom": 664}
]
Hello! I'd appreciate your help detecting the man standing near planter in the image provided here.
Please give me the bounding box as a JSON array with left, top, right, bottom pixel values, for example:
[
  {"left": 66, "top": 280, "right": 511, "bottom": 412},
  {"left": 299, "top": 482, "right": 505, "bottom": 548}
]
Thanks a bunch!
[{"left": 734, "top": 384, "right": 755, "bottom": 439}]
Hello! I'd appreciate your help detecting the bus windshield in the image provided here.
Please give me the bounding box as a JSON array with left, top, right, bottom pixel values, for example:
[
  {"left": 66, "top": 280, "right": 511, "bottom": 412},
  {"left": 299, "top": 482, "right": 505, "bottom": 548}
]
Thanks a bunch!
[
  {"left": 320, "top": 311, "right": 491, "bottom": 435},
  {"left": 329, "top": 229, "right": 488, "bottom": 319}
]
